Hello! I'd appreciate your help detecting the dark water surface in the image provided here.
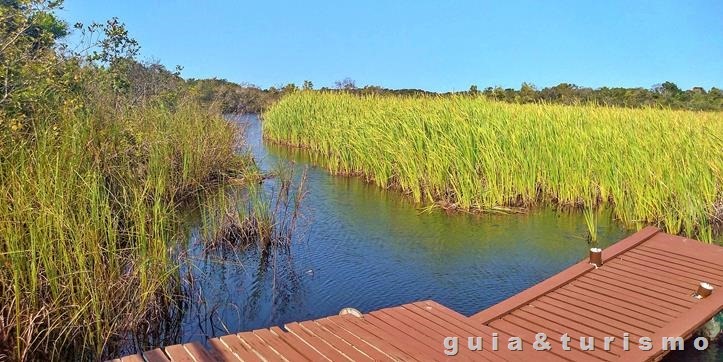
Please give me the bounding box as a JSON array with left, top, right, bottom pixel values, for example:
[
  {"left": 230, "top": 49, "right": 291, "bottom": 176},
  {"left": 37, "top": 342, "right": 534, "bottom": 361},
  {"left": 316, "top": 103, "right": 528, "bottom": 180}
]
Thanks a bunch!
[{"left": 172, "top": 114, "right": 719, "bottom": 361}]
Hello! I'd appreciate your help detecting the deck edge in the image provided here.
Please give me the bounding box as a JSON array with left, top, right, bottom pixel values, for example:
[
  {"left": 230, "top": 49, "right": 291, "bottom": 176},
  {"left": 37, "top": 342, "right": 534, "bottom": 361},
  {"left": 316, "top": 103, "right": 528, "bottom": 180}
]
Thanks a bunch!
[
  {"left": 613, "top": 289, "right": 723, "bottom": 361},
  {"left": 470, "top": 226, "right": 661, "bottom": 324}
]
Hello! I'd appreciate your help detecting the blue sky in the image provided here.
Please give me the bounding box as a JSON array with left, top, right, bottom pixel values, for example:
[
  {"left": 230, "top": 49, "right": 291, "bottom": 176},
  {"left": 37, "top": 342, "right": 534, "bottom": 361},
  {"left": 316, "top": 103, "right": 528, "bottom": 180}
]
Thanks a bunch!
[{"left": 60, "top": 1, "right": 722, "bottom": 92}]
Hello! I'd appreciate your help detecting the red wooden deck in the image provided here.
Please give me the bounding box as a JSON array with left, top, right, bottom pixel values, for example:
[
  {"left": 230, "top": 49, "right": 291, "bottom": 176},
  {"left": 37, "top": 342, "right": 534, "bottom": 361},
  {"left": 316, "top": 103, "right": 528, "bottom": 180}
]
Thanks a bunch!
[{"left": 112, "top": 227, "right": 723, "bottom": 361}]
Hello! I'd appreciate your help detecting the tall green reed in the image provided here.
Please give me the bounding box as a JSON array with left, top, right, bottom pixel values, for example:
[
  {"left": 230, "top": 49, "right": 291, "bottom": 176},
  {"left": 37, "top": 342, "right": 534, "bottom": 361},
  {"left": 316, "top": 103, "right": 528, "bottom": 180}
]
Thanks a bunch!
[
  {"left": 264, "top": 91, "right": 723, "bottom": 243},
  {"left": 0, "top": 102, "right": 249, "bottom": 360}
]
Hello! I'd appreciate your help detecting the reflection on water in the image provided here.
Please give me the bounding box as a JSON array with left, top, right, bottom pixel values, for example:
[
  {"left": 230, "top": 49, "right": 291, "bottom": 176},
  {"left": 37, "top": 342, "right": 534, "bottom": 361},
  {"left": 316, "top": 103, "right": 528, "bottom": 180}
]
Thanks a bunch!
[{"left": 167, "top": 114, "right": 717, "bottom": 361}]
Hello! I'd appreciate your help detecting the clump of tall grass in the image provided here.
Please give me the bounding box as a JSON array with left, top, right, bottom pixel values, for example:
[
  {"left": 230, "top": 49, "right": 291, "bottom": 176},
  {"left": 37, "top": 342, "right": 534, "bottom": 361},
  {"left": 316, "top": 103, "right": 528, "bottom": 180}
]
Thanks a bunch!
[
  {"left": 264, "top": 91, "right": 723, "bottom": 243},
  {"left": 199, "top": 164, "right": 308, "bottom": 251},
  {"left": 0, "top": 101, "right": 250, "bottom": 360}
]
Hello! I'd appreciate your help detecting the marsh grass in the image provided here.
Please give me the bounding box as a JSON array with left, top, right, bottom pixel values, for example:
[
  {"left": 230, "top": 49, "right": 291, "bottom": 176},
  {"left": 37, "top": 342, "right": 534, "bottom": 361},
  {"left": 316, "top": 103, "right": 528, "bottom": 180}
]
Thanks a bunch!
[
  {"left": 199, "top": 163, "right": 308, "bottom": 251},
  {"left": 264, "top": 92, "right": 723, "bottom": 243},
  {"left": 0, "top": 102, "right": 251, "bottom": 360}
]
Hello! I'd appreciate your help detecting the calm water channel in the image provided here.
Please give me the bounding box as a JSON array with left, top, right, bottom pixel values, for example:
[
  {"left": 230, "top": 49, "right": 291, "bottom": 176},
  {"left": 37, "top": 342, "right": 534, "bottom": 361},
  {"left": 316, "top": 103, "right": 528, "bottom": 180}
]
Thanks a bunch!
[{"left": 169, "top": 114, "right": 719, "bottom": 361}]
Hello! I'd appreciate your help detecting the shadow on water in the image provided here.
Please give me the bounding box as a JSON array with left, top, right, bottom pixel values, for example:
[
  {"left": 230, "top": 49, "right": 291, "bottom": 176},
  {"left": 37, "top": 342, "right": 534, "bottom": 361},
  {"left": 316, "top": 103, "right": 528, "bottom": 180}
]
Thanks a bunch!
[{"left": 142, "top": 114, "right": 717, "bottom": 361}]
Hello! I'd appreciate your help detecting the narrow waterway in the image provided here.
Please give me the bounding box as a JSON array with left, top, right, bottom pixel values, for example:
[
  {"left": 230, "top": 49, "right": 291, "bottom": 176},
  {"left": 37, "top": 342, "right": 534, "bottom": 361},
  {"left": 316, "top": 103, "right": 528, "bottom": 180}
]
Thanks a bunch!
[{"left": 173, "top": 114, "right": 718, "bottom": 360}]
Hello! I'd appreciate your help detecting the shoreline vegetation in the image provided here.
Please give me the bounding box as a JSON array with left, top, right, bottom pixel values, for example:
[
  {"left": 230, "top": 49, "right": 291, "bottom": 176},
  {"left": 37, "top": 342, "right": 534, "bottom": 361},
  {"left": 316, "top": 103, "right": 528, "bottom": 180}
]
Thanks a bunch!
[
  {"left": 263, "top": 91, "right": 723, "bottom": 243},
  {"left": 0, "top": 2, "right": 281, "bottom": 360}
]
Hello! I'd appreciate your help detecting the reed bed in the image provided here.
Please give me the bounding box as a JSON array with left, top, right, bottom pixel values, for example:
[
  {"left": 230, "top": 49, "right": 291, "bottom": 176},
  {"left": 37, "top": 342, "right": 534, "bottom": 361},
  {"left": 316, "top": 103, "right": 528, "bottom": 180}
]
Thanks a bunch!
[
  {"left": 0, "top": 103, "right": 250, "bottom": 360},
  {"left": 263, "top": 92, "right": 723, "bottom": 243}
]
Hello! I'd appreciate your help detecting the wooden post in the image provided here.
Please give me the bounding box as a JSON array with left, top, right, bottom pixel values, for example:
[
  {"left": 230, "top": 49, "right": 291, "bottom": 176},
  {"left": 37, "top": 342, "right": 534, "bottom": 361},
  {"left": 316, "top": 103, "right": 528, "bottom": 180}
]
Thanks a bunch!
[
  {"left": 695, "top": 282, "right": 713, "bottom": 299},
  {"left": 589, "top": 247, "right": 603, "bottom": 267}
]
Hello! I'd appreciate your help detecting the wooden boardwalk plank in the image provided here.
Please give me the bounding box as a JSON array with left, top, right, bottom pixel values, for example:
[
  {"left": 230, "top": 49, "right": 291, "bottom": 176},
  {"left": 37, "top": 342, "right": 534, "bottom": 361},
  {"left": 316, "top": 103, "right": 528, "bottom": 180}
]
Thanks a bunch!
[
  {"left": 183, "top": 342, "right": 217, "bottom": 361},
  {"left": 315, "top": 317, "right": 395, "bottom": 361},
  {"left": 364, "top": 312, "right": 443, "bottom": 360},
  {"left": 268, "top": 326, "right": 329, "bottom": 361},
  {"left": 296, "top": 320, "right": 373, "bottom": 361},
  {"left": 544, "top": 292, "right": 662, "bottom": 332},
  {"left": 119, "top": 355, "right": 144, "bottom": 362},
  {"left": 164, "top": 344, "right": 195, "bottom": 361},
  {"left": 555, "top": 286, "right": 670, "bottom": 325},
  {"left": 581, "top": 273, "right": 695, "bottom": 308},
  {"left": 490, "top": 318, "right": 604, "bottom": 361},
  {"left": 509, "top": 309, "right": 626, "bottom": 356},
  {"left": 379, "top": 307, "right": 491, "bottom": 361},
  {"left": 282, "top": 323, "right": 349, "bottom": 361},
  {"left": 329, "top": 316, "right": 412, "bottom": 360},
  {"left": 142, "top": 348, "right": 170, "bottom": 362},
  {"left": 401, "top": 303, "right": 502, "bottom": 358},
  {"left": 629, "top": 248, "right": 723, "bottom": 277},
  {"left": 236, "top": 331, "right": 285, "bottom": 360},
  {"left": 617, "top": 252, "right": 723, "bottom": 285}
]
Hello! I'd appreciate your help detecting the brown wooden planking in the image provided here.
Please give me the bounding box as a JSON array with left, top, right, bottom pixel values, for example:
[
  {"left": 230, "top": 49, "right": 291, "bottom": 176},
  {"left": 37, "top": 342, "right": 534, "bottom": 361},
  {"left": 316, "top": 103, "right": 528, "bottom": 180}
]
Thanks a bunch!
[
  {"left": 600, "top": 258, "right": 709, "bottom": 294},
  {"left": 516, "top": 305, "right": 641, "bottom": 348},
  {"left": 143, "top": 348, "right": 170, "bottom": 362},
  {"left": 251, "top": 328, "right": 311, "bottom": 361},
  {"left": 404, "top": 302, "right": 504, "bottom": 359},
  {"left": 410, "top": 301, "right": 550, "bottom": 362},
  {"left": 554, "top": 286, "right": 670, "bottom": 326},
  {"left": 617, "top": 252, "right": 723, "bottom": 285},
  {"left": 568, "top": 279, "right": 683, "bottom": 318},
  {"left": 184, "top": 342, "right": 218, "bottom": 362},
  {"left": 221, "top": 334, "right": 264, "bottom": 361},
  {"left": 208, "top": 337, "right": 243, "bottom": 361},
  {"left": 497, "top": 315, "right": 606, "bottom": 361},
  {"left": 643, "top": 232, "right": 723, "bottom": 265},
  {"left": 163, "top": 344, "right": 196, "bottom": 362},
  {"left": 592, "top": 263, "right": 696, "bottom": 296},
  {"left": 607, "top": 253, "right": 717, "bottom": 288},
  {"left": 315, "top": 317, "right": 397, "bottom": 361},
  {"left": 379, "top": 306, "right": 487, "bottom": 360},
  {"left": 526, "top": 300, "right": 647, "bottom": 341},
  {"left": 236, "top": 331, "right": 285, "bottom": 360},
  {"left": 575, "top": 275, "right": 689, "bottom": 313},
  {"left": 534, "top": 296, "right": 653, "bottom": 338},
  {"left": 543, "top": 292, "right": 662, "bottom": 332},
  {"left": 115, "top": 228, "right": 723, "bottom": 362},
  {"left": 628, "top": 248, "right": 723, "bottom": 278},
  {"left": 637, "top": 243, "right": 723, "bottom": 269},
  {"left": 305, "top": 320, "right": 380, "bottom": 360},
  {"left": 295, "top": 320, "right": 373, "bottom": 361},
  {"left": 341, "top": 313, "right": 434, "bottom": 360},
  {"left": 330, "top": 316, "right": 412, "bottom": 360},
  {"left": 490, "top": 318, "right": 603, "bottom": 361},
  {"left": 120, "top": 355, "right": 144, "bottom": 362},
  {"left": 281, "top": 323, "right": 349, "bottom": 361},
  {"left": 613, "top": 284, "right": 723, "bottom": 361},
  {"left": 580, "top": 273, "right": 694, "bottom": 309},
  {"left": 268, "top": 326, "right": 330, "bottom": 361},
  {"left": 508, "top": 309, "right": 626, "bottom": 356}
]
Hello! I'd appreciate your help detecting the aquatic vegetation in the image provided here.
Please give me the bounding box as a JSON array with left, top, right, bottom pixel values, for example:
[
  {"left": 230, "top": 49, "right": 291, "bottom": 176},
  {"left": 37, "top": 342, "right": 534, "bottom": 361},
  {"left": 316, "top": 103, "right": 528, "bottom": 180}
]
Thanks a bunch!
[
  {"left": 0, "top": 103, "right": 251, "bottom": 360},
  {"left": 199, "top": 164, "right": 308, "bottom": 251},
  {"left": 264, "top": 92, "right": 723, "bottom": 242}
]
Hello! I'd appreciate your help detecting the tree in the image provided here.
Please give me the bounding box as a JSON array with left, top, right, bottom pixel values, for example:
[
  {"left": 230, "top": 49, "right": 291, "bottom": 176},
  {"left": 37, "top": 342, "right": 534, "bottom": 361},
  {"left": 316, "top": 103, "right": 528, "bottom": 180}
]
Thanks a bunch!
[
  {"left": 334, "top": 77, "right": 356, "bottom": 90},
  {"left": 519, "top": 82, "right": 537, "bottom": 103},
  {"left": 469, "top": 84, "right": 479, "bottom": 95},
  {"left": 282, "top": 83, "right": 298, "bottom": 93},
  {"left": 302, "top": 80, "right": 313, "bottom": 90},
  {"left": 1, "top": 0, "right": 71, "bottom": 130}
]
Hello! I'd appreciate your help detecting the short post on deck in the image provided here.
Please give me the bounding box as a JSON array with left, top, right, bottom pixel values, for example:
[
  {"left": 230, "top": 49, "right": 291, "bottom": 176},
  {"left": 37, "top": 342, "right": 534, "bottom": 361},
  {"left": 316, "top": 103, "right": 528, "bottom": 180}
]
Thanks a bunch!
[
  {"left": 589, "top": 247, "right": 603, "bottom": 267},
  {"left": 694, "top": 282, "right": 714, "bottom": 299}
]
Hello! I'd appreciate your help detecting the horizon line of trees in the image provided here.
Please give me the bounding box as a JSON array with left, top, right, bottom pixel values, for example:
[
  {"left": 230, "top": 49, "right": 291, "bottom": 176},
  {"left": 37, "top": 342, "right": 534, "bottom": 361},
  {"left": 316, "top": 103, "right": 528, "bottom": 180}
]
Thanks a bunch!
[{"left": 193, "top": 77, "right": 723, "bottom": 114}]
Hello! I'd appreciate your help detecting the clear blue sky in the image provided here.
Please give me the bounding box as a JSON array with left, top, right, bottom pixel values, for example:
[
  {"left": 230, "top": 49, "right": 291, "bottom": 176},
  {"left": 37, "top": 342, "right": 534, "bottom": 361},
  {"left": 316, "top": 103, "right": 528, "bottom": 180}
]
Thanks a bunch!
[{"left": 60, "top": 0, "right": 722, "bottom": 92}]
